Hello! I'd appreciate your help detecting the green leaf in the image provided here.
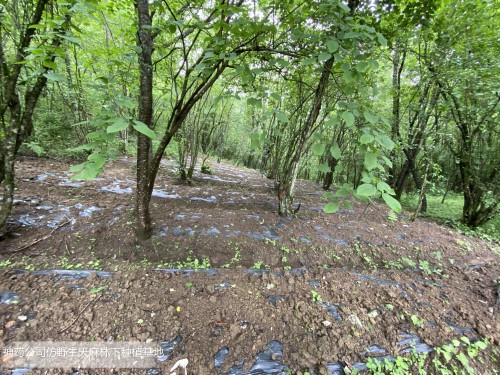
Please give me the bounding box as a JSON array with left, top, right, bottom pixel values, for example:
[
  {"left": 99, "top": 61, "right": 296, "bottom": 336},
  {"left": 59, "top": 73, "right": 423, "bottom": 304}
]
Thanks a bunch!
[
  {"left": 42, "top": 60, "right": 57, "bottom": 70},
  {"left": 343, "top": 200, "right": 353, "bottom": 209},
  {"left": 107, "top": 118, "right": 128, "bottom": 133},
  {"left": 116, "top": 96, "right": 135, "bottom": 109},
  {"left": 324, "top": 202, "right": 340, "bottom": 213},
  {"left": 73, "top": 163, "right": 100, "bottom": 180},
  {"left": 338, "top": 3, "right": 350, "bottom": 12},
  {"left": 382, "top": 156, "right": 393, "bottom": 168},
  {"left": 382, "top": 193, "right": 401, "bottom": 213},
  {"left": 377, "top": 181, "right": 395, "bottom": 195},
  {"left": 133, "top": 120, "right": 157, "bottom": 139},
  {"left": 88, "top": 153, "right": 106, "bottom": 169},
  {"left": 364, "top": 152, "right": 377, "bottom": 170},
  {"left": 343, "top": 70, "right": 353, "bottom": 83},
  {"left": 270, "top": 92, "right": 281, "bottom": 101},
  {"left": 330, "top": 143, "right": 341, "bottom": 159},
  {"left": 276, "top": 111, "right": 289, "bottom": 123},
  {"left": 312, "top": 143, "right": 326, "bottom": 156},
  {"left": 89, "top": 286, "right": 106, "bottom": 294},
  {"left": 356, "top": 61, "right": 368, "bottom": 72},
  {"left": 302, "top": 57, "right": 316, "bottom": 66},
  {"left": 43, "top": 72, "right": 66, "bottom": 82},
  {"left": 363, "top": 111, "right": 378, "bottom": 124},
  {"left": 60, "top": 35, "right": 80, "bottom": 44},
  {"left": 250, "top": 133, "right": 264, "bottom": 149},
  {"left": 342, "top": 111, "right": 355, "bottom": 128},
  {"left": 360, "top": 133, "right": 374, "bottom": 144},
  {"left": 69, "top": 163, "right": 86, "bottom": 173},
  {"left": 377, "top": 135, "right": 395, "bottom": 150},
  {"left": 377, "top": 33, "right": 387, "bottom": 47},
  {"left": 335, "top": 188, "right": 349, "bottom": 198},
  {"left": 325, "top": 117, "right": 340, "bottom": 126},
  {"left": 357, "top": 183, "right": 377, "bottom": 197},
  {"left": 318, "top": 52, "right": 332, "bottom": 62},
  {"left": 475, "top": 341, "right": 488, "bottom": 350},
  {"left": 326, "top": 39, "right": 339, "bottom": 53},
  {"left": 26, "top": 142, "right": 44, "bottom": 156},
  {"left": 247, "top": 97, "right": 262, "bottom": 107},
  {"left": 317, "top": 163, "right": 331, "bottom": 173},
  {"left": 311, "top": 143, "right": 326, "bottom": 156},
  {"left": 323, "top": 191, "right": 335, "bottom": 200}
]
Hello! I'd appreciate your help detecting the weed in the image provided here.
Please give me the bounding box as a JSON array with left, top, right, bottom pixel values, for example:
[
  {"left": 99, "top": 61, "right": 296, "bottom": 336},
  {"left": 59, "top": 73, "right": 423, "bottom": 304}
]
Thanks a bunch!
[
  {"left": 410, "top": 314, "right": 425, "bottom": 328},
  {"left": 89, "top": 286, "right": 106, "bottom": 295},
  {"left": 88, "top": 259, "right": 102, "bottom": 270},
  {"left": 419, "top": 260, "right": 432, "bottom": 275},
  {"left": 387, "top": 210, "right": 398, "bottom": 222},
  {"left": 311, "top": 290, "right": 322, "bottom": 302},
  {"left": 252, "top": 261, "right": 263, "bottom": 269},
  {"left": 384, "top": 260, "right": 404, "bottom": 270},
  {"left": 365, "top": 336, "right": 489, "bottom": 374},
  {"left": 402, "top": 257, "right": 416, "bottom": 268},
  {"left": 264, "top": 238, "right": 276, "bottom": 246},
  {"left": 280, "top": 246, "right": 290, "bottom": 254},
  {"left": 60, "top": 256, "right": 83, "bottom": 270},
  {"left": 0, "top": 260, "right": 12, "bottom": 268},
  {"left": 158, "top": 251, "right": 211, "bottom": 270}
]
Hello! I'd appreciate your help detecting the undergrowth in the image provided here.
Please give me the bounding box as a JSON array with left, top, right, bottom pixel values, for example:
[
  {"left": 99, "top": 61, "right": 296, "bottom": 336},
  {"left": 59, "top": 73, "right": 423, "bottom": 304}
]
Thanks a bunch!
[
  {"left": 401, "top": 193, "right": 499, "bottom": 242},
  {"left": 358, "top": 336, "right": 492, "bottom": 375}
]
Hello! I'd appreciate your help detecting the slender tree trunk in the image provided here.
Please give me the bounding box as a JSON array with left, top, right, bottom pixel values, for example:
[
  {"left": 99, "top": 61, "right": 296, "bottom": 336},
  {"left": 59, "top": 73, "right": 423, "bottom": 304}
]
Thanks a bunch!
[
  {"left": 0, "top": 122, "right": 19, "bottom": 230},
  {"left": 389, "top": 41, "right": 405, "bottom": 186},
  {"left": 441, "top": 173, "right": 455, "bottom": 204},
  {"left": 410, "top": 163, "right": 427, "bottom": 213},
  {"left": 135, "top": 0, "right": 154, "bottom": 236},
  {"left": 276, "top": 58, "right": 334, "bottom": 215},
  {"left": 411, "top": 160, "right": 429, "bottom": 221}
]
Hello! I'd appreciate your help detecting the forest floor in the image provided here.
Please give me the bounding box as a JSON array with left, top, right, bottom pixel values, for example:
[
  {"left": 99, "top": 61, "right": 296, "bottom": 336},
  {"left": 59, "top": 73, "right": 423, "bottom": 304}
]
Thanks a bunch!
[{"left": 0, "top": 156, "right": 499, "bottom": 374}]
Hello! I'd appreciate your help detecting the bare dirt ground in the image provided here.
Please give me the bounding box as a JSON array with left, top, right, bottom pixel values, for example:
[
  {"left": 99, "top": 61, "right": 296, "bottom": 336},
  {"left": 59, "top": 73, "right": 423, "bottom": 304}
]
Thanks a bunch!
[{"left": 0, "top": 156, "right": 499, "bottom": 374}]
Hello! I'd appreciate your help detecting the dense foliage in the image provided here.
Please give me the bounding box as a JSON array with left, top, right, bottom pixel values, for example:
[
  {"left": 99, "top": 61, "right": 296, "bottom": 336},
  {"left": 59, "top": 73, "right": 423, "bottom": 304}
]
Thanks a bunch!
[{"left": 0, "top": 0, "right": 498, "bottom": 235}]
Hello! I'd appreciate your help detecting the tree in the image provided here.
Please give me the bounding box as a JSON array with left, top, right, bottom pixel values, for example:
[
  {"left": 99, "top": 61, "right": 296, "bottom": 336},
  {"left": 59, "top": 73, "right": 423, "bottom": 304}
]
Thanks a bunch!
[
  {"left": 0, "top": 0, "right": 79, "bottom": 231},
  {"left": 429, "top": 0, "right": 499, "bottom": 226}
]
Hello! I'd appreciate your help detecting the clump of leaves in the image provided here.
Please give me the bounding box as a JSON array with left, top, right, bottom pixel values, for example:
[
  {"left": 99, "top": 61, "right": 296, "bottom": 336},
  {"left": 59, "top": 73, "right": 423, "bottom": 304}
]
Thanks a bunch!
[
  {"left": 311, "top": 290, "right": 322, "bottom": 302},
  {"left": 410, "top": 314, "right": 424, "bottom": 328}
]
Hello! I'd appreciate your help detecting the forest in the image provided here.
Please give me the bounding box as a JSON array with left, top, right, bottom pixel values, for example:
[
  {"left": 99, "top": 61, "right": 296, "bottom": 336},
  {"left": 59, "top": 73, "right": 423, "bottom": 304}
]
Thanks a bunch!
[{"left": 0, "top": 0, "right": 499, "bottom": 374}]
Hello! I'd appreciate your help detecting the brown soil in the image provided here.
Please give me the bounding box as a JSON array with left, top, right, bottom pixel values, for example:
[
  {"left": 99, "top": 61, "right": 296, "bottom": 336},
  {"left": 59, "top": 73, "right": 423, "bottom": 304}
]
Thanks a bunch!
[{"left": 0, "top": 156, "right": 499, "bottom": 374}]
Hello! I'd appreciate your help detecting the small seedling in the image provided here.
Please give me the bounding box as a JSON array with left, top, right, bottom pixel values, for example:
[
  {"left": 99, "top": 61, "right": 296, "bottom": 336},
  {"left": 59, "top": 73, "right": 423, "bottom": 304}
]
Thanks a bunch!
[
  {"left": 411, "top": 314, "right": 424, "bottom": 328},
  {"left": 311, "top": 290, "right": 322, "bottom": 302},
  {"left": 387, "top": 210, "right": 398, "bottom": 222},
  {"left": 89, "top": 286, "right": 106, "bottom": 295},
  {"left": 252, "top": 261, "right": 263, "bottom": 269}
]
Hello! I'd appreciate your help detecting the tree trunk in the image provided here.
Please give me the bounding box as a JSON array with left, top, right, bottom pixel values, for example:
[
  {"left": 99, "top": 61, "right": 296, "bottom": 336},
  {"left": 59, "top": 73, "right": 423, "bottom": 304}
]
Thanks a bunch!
[
  {"left": 135, "top": 0, "right": 154, "bottom": 236},
  {"left": 0, "top": 124, "right": 19, "bottom": 230},
  {"left": 276, "top": 58, "right": 334, "bottom": 215},
  {"left": 0, "top": 0, "right": 63, "bottom": 232},
  {"left": 389, "top": 41, "right": 405, "bottom": 186}
]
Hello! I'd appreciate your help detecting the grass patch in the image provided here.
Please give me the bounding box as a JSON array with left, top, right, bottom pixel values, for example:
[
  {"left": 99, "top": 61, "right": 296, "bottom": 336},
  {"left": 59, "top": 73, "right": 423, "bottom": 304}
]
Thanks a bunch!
[{"left": 401, "top": 193, "right": 499, "bottom": 242}]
